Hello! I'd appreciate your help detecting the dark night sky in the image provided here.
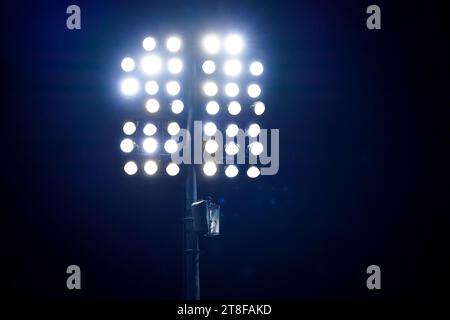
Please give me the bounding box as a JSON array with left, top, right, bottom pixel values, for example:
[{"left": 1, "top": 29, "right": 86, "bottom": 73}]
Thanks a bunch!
[{"left": 1, "top": 0, "right": 449, "bottom": 300}]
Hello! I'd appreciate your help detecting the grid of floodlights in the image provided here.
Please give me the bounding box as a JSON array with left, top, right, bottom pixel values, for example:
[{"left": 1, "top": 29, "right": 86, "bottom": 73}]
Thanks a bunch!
[
  {"left": 200, "top": 34, "right": 265, "bottom": 178},
  {"left": 119, "top": 34, "right": 266, "bottom": 178},
  {"left": 119, "top": 35, "right": 184, "bottom": 177}
]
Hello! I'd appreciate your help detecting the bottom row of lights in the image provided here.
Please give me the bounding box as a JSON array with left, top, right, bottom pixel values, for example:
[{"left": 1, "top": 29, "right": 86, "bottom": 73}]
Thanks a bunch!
[
  {"left": 124, "top": 161, "right": 179, "bottom": 176},
  {"left": 123, "top": 161, "right": 261, "bottom": 178}
]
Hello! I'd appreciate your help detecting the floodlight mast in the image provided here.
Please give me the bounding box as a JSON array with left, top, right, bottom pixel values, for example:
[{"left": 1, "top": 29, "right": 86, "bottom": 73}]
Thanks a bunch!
[
  {"left": 183, "top": 44, "right": 200, "bottom": 300},
  {"left": 120, "top": 33, "right": 264, "bottom": 299}
]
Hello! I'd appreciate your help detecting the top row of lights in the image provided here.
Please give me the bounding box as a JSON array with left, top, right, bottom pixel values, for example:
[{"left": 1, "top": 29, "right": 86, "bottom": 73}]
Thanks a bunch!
[
  {"left": 142, "top": 36, "right": 182, "bottom": 52},
  {"left": 202, "top": 34, "right": 244, "bottom": 55},
  {"left": 139, "top": 34, "right": 245, "bottom": 55}
]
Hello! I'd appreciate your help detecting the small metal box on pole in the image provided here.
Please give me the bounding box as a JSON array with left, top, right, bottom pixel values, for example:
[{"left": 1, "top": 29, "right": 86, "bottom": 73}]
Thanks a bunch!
[{"left": 191, "top": 199, "right": 221, "bottom": 236}]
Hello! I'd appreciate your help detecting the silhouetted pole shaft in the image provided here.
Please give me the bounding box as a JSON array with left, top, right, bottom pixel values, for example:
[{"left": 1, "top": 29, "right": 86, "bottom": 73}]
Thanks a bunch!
[{"left": 184, "top": 54, "right": 200, "bottom": 300}]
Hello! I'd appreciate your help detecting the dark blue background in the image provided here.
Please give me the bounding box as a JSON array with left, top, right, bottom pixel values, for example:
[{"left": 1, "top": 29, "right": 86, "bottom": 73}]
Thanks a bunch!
[{"left": 2, "top": 0, "right": 448, "bottom": 299}]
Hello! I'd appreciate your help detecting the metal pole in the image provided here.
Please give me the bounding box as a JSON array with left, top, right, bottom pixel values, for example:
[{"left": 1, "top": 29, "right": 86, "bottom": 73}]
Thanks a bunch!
[{"left": 184, "top": 53, "right": 200, "bottom": 300}]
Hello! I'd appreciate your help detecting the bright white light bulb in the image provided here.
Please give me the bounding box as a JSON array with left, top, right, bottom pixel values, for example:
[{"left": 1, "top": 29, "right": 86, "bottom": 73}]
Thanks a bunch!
[
  {"left": 202, "top": 34, "right": 220, "bottom": 54},
  {"left": 249, "top": 141, "right": 264, "bottom": 156},
  {"left": 247, "top": 166, "right": 260, "bottom": 178},
  {"left": 145, "top": 81, "right": 159, "bottom": 95},
  {"left": 203, "top": 81, "right": 218, "bottom": 96},
  {"left": 164, "top": 139, "right": 178, "bottom": 154},
  {"left": 144, "top": 160, "right": 158, "bottom": 175},
  {"left": 225, "top": 165, "right": 239, "bottom": 178},
  {"left": 205, "top": 140, "right": 219, "bottom": 154},
  {"left": 253, "top": 101, "right": 265, "bottom": 115},
  {"left": 142, "top": 37, "right": 157, "bottom": 51},
  {"left": 166, "top": 81, "right": 181, "bottom": 96},
  {"left": 166, "top": 36, "right": 182, "bottom": 52},
  {"left": 202, "top": 60, "right": 216, "bottom": 74},
  {"left": 168, "top": 58, "right": 183, "bottom": 74},
  {"left": 226, "top": 124, "right": 239, "bottom": 137},
  {"left": 223, "top": 59, "right": 242, "bottom": 77},
  {"left": 203, "top": 122, "right": 217, "bottom": 136},
  {"left": 225, "top": 83, "right": 239, "bottom": 97},
  {"left": 121, "top": 57, "right": 135, "bottom": 72},
  {"left": 167, "top": 122, "right": 181, "bottom": 136},
  {"left": 203, "top": 161, "right": 217, "bottom": 176},
  {"left": 146, "top": 98, "right": 160, "bottom": 113},
  {"left": 247, "top": 124, "right": 261, "bottom": 137},
  {"left": 224, "top": 34, "right": 244, "bottom": 54},
  {"left": 143, "top": 123, "right": 157, "bottom": 136},
  {"left": 143, "top": 137, "right": 158, "bottom": 153},
  {"left": 225, "top": 142, "right": 239, "bottom": 156},
  {"left": 228, "top": 101, "right": 241, "bottom": 115},
  {"left": 206, "top": 101, "right": 220, "bottom": 115},
  {"left": 248, "top": 84, "right": 261, "bottom": 98},
  {"left": 249, "top": 61, "right": 264, "bottom": 76},
  {"left": 123, "top": 121, "right": 136, "bottom": 135},
  {"left": 124, "top": 161, "right": 138, "bottom": 175},
  {"left": 166, "top": 163, "right": 180, "bottom": 176},
  {"left": 141, "top": 55, "right": 162, "bottom": 75},
  {"left": 171, "top": 99, "right": 184, "bottom": 114},
  {"left": 166, "top": 81, "right": 180, "bottom": 96},
  {"left": 120, "top": 78, "right": 139, "bottom": 96},
  {"left": 120, "top": 138, "right": 134, "bottom": 153}
]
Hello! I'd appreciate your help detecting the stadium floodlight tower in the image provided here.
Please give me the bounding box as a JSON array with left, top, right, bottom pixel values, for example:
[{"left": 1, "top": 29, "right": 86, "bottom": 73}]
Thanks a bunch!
[{"left": 118, "top": 32, "right": 266, "bottom": 300}]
